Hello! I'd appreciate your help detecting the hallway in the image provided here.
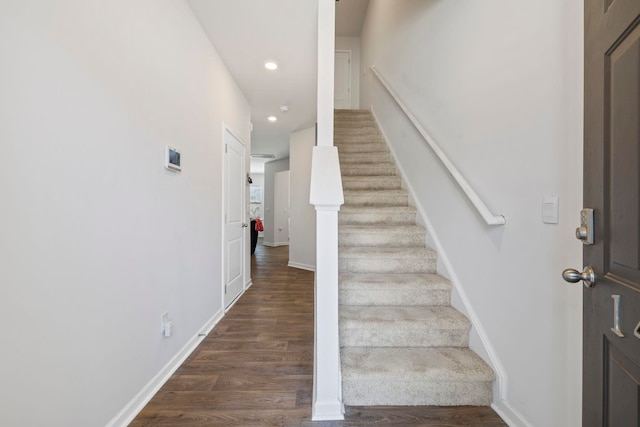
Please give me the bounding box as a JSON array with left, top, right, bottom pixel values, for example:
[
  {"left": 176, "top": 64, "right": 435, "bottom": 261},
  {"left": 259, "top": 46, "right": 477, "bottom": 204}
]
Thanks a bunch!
[{"left": 131, "top": 244, "right": 506, "bottom": 426}]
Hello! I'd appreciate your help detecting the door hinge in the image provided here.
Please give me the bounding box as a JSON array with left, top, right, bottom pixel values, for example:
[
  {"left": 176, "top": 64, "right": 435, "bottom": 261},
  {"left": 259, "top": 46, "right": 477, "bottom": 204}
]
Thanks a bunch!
[
  {"left": 224, "top": 284, "right": 227, "bottom": 294},
  {"left": 225, "top": 144, "right": 228, "bottom": 153}
]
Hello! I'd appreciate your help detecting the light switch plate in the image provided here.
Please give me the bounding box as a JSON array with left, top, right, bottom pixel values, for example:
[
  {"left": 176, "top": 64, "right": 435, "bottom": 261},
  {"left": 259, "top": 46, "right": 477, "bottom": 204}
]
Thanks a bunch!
[{"left": 542, "top": 196, "right": 559, "bottom": 224}]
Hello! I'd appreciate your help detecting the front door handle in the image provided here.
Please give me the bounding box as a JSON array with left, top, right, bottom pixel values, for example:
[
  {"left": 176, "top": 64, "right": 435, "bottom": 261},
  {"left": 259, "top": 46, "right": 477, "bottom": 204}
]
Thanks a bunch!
[
  {"left": 242, "top": 223, "right": 248, "bottom": 228},
  {"left": 562, "top": 266, "right": 597, "bottom": 288}
]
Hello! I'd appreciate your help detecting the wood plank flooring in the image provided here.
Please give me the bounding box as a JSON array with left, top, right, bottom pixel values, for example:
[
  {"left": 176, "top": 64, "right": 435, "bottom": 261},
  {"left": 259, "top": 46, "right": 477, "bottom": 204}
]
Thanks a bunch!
[{"left": 131, "top": 243, "right": 507, "bottom": 426}]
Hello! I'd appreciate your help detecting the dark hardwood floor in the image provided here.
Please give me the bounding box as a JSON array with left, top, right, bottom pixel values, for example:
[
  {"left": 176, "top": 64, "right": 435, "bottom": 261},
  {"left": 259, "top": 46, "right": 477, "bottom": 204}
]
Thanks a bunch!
[{"left": 131, "top": 243, "right": 507, "bottom": 426}]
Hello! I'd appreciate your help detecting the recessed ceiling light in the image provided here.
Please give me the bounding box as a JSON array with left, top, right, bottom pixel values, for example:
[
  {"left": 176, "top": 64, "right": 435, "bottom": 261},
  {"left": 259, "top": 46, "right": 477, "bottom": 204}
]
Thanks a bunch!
[
  {"left": 264, "top": 61, "right": 278, "bottom": 71},
  {"left": 268, "top": 116, "right": 277, "bottom": 122}
]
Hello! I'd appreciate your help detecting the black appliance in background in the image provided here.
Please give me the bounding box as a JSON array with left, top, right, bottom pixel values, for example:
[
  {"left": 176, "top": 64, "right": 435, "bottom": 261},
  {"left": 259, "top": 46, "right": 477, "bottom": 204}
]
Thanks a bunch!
[{"left": 250, "top": 219, "right": 258, "bottom": 255}]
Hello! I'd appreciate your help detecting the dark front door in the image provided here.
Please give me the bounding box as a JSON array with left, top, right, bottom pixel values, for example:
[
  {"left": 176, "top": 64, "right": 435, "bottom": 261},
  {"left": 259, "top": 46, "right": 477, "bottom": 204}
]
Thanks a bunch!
[{"left": 584, "top": 0, "right": 640, "bottom": 425}]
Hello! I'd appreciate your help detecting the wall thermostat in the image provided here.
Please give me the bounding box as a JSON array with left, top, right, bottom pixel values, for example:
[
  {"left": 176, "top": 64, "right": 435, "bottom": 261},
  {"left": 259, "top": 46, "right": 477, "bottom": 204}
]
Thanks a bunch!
[{"left": 165, "top": 146, "right": 181, "bottom": 172}]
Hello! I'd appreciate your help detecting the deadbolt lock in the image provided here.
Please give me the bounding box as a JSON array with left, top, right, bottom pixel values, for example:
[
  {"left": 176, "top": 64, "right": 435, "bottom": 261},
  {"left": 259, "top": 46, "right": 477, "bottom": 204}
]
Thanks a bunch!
[{"left": 576, "top": 208, "right": 594, "bottom": 245}]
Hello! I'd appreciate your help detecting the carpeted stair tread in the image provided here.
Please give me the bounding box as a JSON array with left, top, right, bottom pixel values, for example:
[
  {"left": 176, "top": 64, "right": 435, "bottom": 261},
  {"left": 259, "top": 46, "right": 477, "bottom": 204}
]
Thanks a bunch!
[
  {"left": 339, "top": 273, "right": 451, "bottom": 306},
  {"left": 342, "top": 347, "right": 494, "bottom": 381},
  {"left": 340, "top": 306, "right": 470, "bottom": 347},
  {"left": 339, "top": 225, "right": 425, "bottom": 248},
  {"left": 341, "top": 347, "right": 494, "bottom": 406},
  {"left": 340, "top": 224, "right": 424, "bottom": 233},
  {"left": 339, "top": 205, "right": 417, "bottom": 225},
  {"left": 339, "top": 247, "right": 437, "bottom": 274},
  {"left": 340, "top": 246, "right": 436, "bottom": 259},
  {"left": 340, "top": 272, "right": 451, "bottom": 290}
]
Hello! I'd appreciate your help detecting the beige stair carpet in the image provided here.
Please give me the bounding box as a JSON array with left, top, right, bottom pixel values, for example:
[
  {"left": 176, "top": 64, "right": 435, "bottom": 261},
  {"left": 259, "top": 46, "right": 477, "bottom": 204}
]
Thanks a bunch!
[{"left": 335, "top": 109, "right": 494, "bottom": 406}]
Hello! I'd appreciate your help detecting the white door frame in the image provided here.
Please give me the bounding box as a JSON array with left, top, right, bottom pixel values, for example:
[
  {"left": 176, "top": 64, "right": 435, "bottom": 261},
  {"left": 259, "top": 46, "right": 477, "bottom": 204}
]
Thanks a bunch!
[{"left": 221, "top": 123, "right": 247, "bottom": 310}]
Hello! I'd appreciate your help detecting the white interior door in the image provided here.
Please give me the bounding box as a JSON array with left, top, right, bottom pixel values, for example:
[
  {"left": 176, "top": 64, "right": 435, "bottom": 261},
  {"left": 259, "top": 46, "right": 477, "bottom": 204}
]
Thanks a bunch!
[
  {"left": 224, "top": 128, "right": 245, "bottom": 308},
  {"left": 273, "top": 170, "right": 290, "bottom": 245},
  {"left": 334, "top": 50, "right": 351, "bottom": 109}
]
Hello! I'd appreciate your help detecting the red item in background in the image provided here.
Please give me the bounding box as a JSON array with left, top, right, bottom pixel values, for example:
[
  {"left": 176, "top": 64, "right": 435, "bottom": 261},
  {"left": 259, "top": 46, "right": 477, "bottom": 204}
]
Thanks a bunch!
[{"left": 255, "top": 218, "right": 264, "bottom": 232}]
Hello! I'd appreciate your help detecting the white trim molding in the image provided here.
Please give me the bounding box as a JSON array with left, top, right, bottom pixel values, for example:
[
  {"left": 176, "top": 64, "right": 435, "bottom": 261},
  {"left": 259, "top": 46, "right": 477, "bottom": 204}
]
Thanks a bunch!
[
  {"left": 262, "top": 241, "right": 289, "bottom": 247},
  {"left": 288, "top": 261, "right": 316, "bottom": 272},
  {"left": 105, "top": 309, "right": 224, "bottom": 427}
]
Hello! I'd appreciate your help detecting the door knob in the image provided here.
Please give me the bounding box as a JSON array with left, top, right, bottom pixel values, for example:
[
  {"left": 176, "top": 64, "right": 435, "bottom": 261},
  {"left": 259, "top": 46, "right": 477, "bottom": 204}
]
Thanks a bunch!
[{"left": 562, "top": 266, "right": 597, "bottom": 288}]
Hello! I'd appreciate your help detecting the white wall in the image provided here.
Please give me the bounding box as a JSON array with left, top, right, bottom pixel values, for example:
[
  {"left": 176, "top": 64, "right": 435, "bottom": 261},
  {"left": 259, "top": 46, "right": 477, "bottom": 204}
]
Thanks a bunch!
[
  {"left": 273, "top": 171, "right": 291, "bottom": 246},
  {"left": 335, "top": 36, "right": 361, "bottom": 109},
  {"left": 289, "top": 127, "right": 317, "bottom": 270},
  {"left": 360, "top": 1, "right": 583, "bottom": 426},
  {"left": 263, "top": 158, "right": 290, "bottom": 245},
  {"left": 0, "top": 1, "right": 250, "bottom": 426}
]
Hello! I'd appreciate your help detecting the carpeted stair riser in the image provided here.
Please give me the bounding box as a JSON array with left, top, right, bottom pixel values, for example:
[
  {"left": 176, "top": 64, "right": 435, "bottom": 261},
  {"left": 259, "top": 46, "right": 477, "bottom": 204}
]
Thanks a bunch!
[
  {"left": 341, "top": 163, "right": 396, "bottom": 176},
  {"left": 342, "top": 176, "right": 402, "bottom": 191},
  {"left": 335, "top": 136, "right": 386, "bottom": 145},
  {"left": 336, "top": 142, "right": 388, "bottom": 153},
  {"left": 341, "top": 347, "right": 494, "bottom": 406},
  {"left": 340, "top": 306, "right": 470, "bottom": 347},
  {"left": 343, "top": 190, "right": 408, "bottom": 207},
  {"left": 339, "top": 247, "right": 437, "bottom": 274},
  {"left": 335, "top": 117, "right": 375, "bottom": 123},
  {"left": 339, "top": 273, "right": 451, "bottom": 306},
  {"left": 339, "top": 225, "right": 425, "bottom": 247},
  {"left": 339, "top": 206, "right": 417, "bottom": 225},
  {"left": 340, "top": 152, "right": 393, "bottom": 164},
  {"left": 335, "top": 123, "right": 378, "bottom": 130}
]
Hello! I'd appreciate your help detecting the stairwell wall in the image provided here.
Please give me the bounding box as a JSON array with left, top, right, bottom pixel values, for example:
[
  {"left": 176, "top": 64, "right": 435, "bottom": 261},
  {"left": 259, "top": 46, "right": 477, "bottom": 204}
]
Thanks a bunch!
[
  {"left": 289, "top": 127, "right": 317, "bottom": 270},
  {"left": 0, "top": 1, "right": 250, "bottom": 425},
  {"left": 360, "top": 1, "right": 583, "bottom": 426}
]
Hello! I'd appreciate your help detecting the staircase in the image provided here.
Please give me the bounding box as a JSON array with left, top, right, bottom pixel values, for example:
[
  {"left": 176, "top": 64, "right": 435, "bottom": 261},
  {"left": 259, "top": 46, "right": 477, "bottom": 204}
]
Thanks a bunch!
[{"left": 335, "top": 109, "right": 495, "bottom": 406}]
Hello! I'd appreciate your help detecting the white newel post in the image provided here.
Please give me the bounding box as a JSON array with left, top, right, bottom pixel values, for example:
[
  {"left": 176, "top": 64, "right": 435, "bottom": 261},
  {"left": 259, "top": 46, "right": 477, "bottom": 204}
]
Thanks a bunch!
[
  {"left": 312, "top": 1, "right": 341, "bottom": 419},
  {"left": 310, "top": 0, "right": 344, "bottom": 420},
  {"left": 310, "top": 146, "right": 344, "bottom": 421}
]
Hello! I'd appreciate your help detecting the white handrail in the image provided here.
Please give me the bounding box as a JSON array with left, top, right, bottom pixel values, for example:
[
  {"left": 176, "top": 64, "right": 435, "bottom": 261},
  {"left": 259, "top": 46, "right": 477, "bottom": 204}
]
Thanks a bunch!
[{"left": 370, "top": 66, "right": 506, "bottom": 226}]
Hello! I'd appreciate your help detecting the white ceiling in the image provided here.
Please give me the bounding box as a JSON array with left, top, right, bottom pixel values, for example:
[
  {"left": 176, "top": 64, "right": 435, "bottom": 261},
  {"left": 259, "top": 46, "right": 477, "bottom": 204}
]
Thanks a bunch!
[{"left": 186, "top": 0, "right": 368, "bottom": 174}]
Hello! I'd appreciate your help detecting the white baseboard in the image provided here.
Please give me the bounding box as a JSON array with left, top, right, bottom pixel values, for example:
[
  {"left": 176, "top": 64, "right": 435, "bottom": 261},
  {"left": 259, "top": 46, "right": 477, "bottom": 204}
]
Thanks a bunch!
[
  {"left": 492, "top": 401, "right": 533, "bottom": 427},
  {"left": 105, "top": 308, "right": 224, "bottom": 427},
  {"left": 263, "top": 241, "right": 289, "bottom": 247},
  {"left": 288, "top": 261, "right": 316, "bottom": 271},
  {"left": 225, "top": 288, "right": 246, "bottom": 312},
  {"left": 312, "top": 400, "right": 345, "bottom": 421}
]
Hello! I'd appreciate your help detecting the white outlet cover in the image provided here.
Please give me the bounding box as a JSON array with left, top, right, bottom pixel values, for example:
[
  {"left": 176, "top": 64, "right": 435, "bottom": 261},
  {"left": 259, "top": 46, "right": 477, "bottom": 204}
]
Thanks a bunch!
[{"left": 161, "top": 312, "right": 169, "bottom": 333}]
